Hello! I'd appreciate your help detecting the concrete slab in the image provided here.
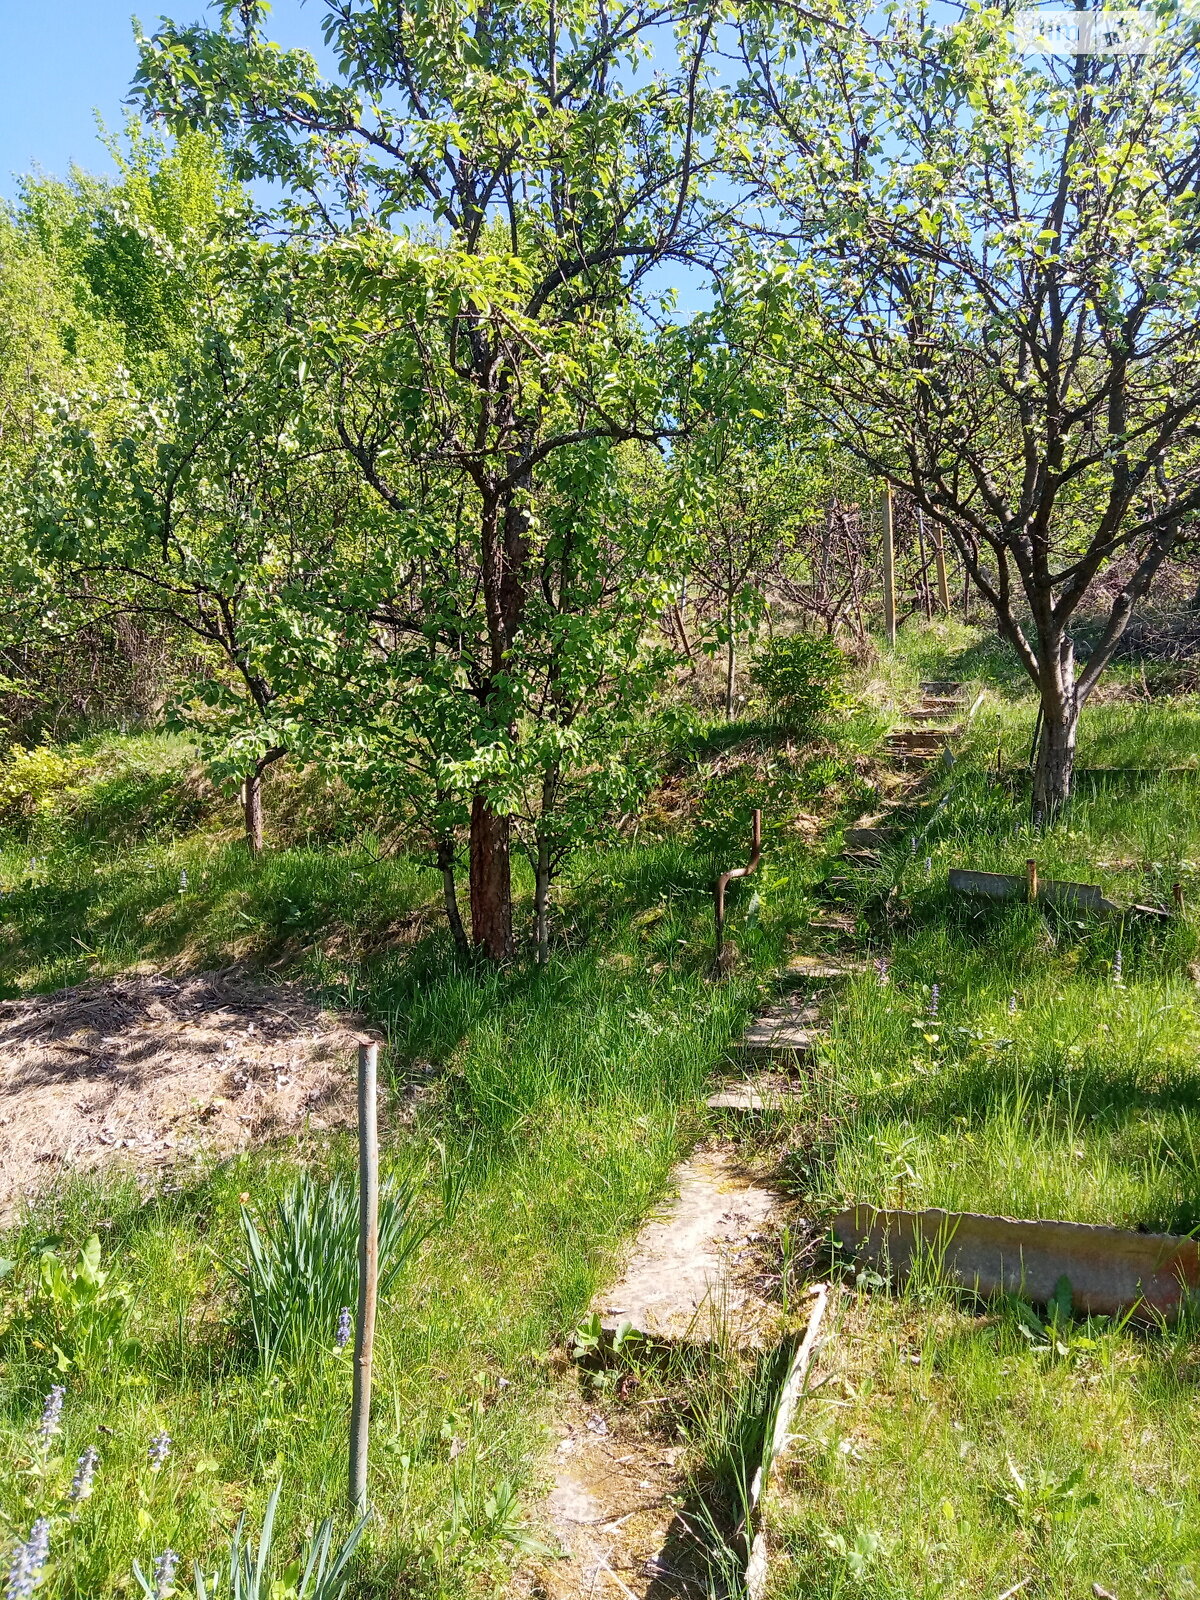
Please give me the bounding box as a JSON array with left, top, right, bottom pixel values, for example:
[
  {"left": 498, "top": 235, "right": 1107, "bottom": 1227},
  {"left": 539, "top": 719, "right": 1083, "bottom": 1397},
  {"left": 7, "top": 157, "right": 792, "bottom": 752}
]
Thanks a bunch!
[
  {"left": 832, "top": 1205, "right": 1200, "bottom": 1320},
  {"left": 595, "top": 1151, "right": 782, "bottom": 1345},
  {"left": 845, "top": 827, "right": 899, "bottom": 848},
  {"left": 707, "top": 1076, "right": 803, "bottom": 1112},
  {"left": 785, "top": 954, "right": 869, "bottom": 982}
]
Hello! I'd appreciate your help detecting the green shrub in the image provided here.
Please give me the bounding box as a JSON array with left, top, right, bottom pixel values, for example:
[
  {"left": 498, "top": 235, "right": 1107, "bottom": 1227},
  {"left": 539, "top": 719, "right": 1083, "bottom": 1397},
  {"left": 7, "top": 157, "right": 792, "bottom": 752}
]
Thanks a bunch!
[
  {"left": 5, "top": 1234, "right": 138, "bottom": 1373},
  {"left": 0, "top": 743, "right": 90, "bottom": 821},
  {"left": 750, "top": 633, "right": 855, "bottom": 734}
]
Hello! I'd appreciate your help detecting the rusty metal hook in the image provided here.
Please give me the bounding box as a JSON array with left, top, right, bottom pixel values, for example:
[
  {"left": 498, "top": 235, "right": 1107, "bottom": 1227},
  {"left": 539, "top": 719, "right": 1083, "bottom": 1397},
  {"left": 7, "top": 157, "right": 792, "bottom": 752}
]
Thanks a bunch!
[{"left": 714, "top": 809, "right": 762, "bottom": 965}]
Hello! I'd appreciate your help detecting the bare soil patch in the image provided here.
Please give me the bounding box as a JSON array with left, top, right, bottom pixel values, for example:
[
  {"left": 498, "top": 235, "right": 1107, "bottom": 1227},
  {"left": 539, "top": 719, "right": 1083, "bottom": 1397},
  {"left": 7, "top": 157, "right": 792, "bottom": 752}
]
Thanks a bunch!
[{"left": 0, "top": 969, "right": 367, "bottom": 1220}]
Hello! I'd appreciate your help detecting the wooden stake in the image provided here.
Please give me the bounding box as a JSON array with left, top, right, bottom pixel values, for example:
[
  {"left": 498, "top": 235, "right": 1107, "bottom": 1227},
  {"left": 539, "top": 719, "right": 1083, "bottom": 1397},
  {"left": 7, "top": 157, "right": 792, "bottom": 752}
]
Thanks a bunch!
[
  {"left": 1026, "top": 859, "right": 1039, "bottom": 903},
  {"left": 882, "top": 488, "right": 897, "bottom": 646},
  {"left": 931, "top": 520, "right": 951, "bottom": 615},
  {"left": 349, "top": 1040, "right": 380, "bottom": 1515}
]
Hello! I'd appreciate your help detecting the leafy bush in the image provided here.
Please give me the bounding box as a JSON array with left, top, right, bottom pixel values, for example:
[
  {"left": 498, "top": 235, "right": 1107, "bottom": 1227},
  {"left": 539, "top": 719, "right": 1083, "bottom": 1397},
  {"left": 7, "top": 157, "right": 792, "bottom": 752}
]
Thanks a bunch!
[
  {"left": 6, "top": 1234, "right": 138, "bottom": 1373},
  {"left": 0, "top": 743, "right": 90, "bottom": 821},
  {"left": 750, "top": 633, "right": 855, "bottom": 735},
  {"left": 231, "top": 1169, "right": 430, "bottom": 1370}
]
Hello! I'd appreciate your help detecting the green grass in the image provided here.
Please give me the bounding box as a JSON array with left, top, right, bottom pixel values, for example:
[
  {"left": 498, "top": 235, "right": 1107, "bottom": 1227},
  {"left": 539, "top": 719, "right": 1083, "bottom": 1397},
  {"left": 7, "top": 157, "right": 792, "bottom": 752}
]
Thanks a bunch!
[
  {"left": 767, "top": 1289, "right": 1200, "bottom": 1599},
  {"left": 0, "top": 722, "right": 845, "bottom": 1596},
  {"left": 8, "top": 636, "right": 1200, "bottom": 1599},
  {"left": 763, "top": 626, "right": 1200, "bottom": 1600}
]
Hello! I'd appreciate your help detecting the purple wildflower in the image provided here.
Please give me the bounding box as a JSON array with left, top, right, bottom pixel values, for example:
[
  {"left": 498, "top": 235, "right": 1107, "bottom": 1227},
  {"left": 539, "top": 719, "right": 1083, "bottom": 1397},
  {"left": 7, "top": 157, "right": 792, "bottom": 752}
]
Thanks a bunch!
[
  {"left": 929, "top": 984, "right": 940, "bottom": 1019},
  {"left": 1113, "top": 948, "right": 1124, "bottom": 987},
  {"left": 68, "top": 1445, "right": 99, "bottom": 1503},
  {"left": 336, "top": 1307, "right": 353, "bottom": 1348},
  {"left": 875, "top": 958, "right": 890, "bottom": 987},
  {"left": 5, "top": 1518, "right": 49, "bottom": 1598},
  {"left": 147, "top": 1432, "right": 171, "bottom": 1473},
  {"left": 152, "top": 1550, "right": 179, "bottom": 1600},
  {"left": 37, "top": 1386, "right": 64, "bottom": 1448},
  {"left": 1008, "top": 994, "right": 1018, "bottom": 1015}
]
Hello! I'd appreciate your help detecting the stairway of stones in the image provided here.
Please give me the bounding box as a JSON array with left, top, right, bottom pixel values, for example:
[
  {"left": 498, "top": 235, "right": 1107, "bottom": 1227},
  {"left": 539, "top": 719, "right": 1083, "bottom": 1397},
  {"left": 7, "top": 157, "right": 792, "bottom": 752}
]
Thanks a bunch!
[
  {"left": 884, "top": 678, "right": 967, "bottom": 765},
  {"left": 518, "top": 683, "right": 973, "bottom": 1597}
]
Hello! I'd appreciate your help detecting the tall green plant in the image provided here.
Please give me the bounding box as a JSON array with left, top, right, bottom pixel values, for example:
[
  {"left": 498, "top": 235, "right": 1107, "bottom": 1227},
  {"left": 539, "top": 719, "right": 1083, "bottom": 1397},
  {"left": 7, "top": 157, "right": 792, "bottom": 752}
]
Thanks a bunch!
[{"left": 231, "top": 1170, "right": 429, "bottom": 1371}]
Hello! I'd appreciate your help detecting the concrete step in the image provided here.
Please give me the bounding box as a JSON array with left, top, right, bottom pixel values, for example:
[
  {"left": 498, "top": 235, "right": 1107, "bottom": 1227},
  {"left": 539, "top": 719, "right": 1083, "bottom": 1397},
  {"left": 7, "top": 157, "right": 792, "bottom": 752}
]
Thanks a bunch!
[
  {"left": 907, "top": 707, "right": 958, "bottom": 723},
  {"left": 888, "top": 727, "right": 959, "bottom": 749},
  {"left": 784, "top": 954, "right": 870, "bottom": 983},
  {"left": 707, "top": 1076, "right": 804, "bottom": 1112},
  {"left": 593, "top": 1150, "right": 782, "bottom": 1345},
  {"left": 845, "top": 826, "right": 900, "bottom": 849},
  {"left": 743, "top": 1004, "right": 827, "bottom": 1052}
]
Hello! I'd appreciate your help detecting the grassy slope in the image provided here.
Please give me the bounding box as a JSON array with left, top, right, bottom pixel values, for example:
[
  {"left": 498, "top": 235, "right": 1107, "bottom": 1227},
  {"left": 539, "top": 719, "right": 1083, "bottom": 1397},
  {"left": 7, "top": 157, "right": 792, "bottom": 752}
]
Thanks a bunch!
[
  {"left": 767, "top": 625, "right": 1200, "bottom": 1600},
  {"left": 0, "top": 714, "right": 867, "bottom": 1597},
  {"left": 7, "top": 632, "right": 1200, "bottom": 1599}
]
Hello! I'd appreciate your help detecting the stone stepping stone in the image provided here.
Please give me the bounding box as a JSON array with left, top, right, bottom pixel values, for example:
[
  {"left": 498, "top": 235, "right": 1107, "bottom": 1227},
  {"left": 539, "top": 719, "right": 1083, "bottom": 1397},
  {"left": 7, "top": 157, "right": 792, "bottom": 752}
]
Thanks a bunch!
[
  {"left": 742, "top": 1001, "right": 827, "bottom": 1055},
  {"left": 594, "top": 1150, "right": 782, "bottom": 1346},
  {"left": 707, "top": 1076, "right": 803, "bottom": 1112},
  {"left": 809, "top": 910, "right": 857, "bottom": 935},
  {"left": 888, "top": 726, "right": 959, "bottom": 750},
  {"left": 919, "top": 679, "right": 964, "bottom": 697},
  {"left": 845, "top": 826, "right": 899, "bottom": 849},
  {"left": 785, "top": 954, "right": 870, "bottom": 982}
]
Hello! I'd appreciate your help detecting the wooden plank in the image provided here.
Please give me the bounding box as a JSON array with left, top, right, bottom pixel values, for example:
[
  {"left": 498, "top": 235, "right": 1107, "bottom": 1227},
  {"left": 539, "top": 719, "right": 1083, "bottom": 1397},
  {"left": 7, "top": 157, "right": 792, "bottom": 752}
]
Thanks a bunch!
[{"left": 831, "top": 1205, "right": 1200, "bottom": 1320}]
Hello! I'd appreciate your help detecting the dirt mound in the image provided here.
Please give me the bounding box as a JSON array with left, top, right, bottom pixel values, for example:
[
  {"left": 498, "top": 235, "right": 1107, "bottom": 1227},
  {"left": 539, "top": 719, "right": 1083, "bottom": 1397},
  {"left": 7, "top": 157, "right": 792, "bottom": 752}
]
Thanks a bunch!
[{"left": 0, "top": 969, "right": 367, "bottom": 1221}]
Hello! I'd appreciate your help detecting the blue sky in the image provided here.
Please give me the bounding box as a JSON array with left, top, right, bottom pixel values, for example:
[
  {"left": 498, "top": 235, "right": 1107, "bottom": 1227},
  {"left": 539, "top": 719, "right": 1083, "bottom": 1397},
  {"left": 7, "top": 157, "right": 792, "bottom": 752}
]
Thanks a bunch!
[{"left": 0, "top": 1, "right": 327, "bottom": 198}]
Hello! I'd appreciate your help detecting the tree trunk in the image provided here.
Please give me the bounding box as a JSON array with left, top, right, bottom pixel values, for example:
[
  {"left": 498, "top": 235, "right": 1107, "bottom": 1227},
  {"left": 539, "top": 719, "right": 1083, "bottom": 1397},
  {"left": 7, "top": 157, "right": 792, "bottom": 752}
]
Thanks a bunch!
[
  {"left": 437, "top": 838, "right": 468, "bottom": 954},
  {"left": 469, "top": 795, "right": 513, "bottom": 961},
  {"left": 1032, "top": 634, "right": 1079, "bottom": 824},
  {"left": 534, "top": 835, "right": 551, "bottom": 966},
  {"left": 241, "top": 747, "right": 286, "bottom": 854},
  {"left": 242, "top": 772, "right": 264, "bottom": 854},
  {"left": 1033, "top": 697, "right": 1079, "bottom": 822}
]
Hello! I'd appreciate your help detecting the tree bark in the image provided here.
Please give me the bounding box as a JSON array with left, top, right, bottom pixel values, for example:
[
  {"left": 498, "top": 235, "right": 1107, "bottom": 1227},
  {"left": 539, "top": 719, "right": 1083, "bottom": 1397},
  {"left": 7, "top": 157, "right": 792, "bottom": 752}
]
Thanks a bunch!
[
  {"left": 241, "top": 747, "right": 286, "bottom": 854},
  {"left": 437, "top": 837, "right": 469, "bottom": 954},
  {"left": 1032, "top": 634, "right": 1078, "bottom": 824},
  {"left": 725, "top": 634, "right": 737, "bottom": 720},
  {"left": 534, "top": 834, "right": 551, "bottom": 965},
  {"left": 242, "top": 772, "right": 264, "bottom": 854},
  {"left": 1033, "top": 696, "right": 1079, "bottom": 823},
  {"left": 469, "top": 794, "right": 513, "bottom": 960}
]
